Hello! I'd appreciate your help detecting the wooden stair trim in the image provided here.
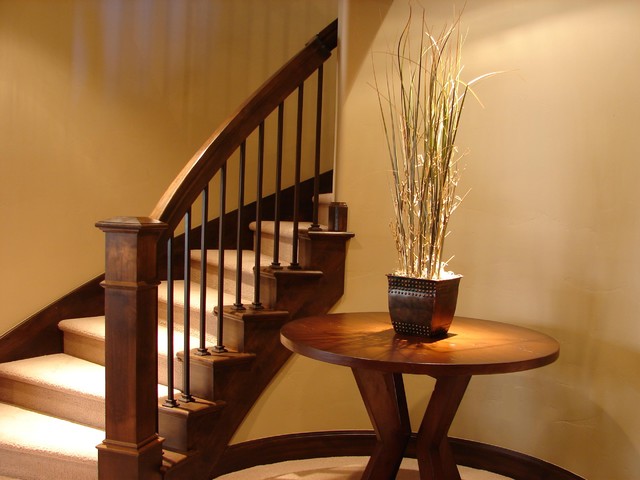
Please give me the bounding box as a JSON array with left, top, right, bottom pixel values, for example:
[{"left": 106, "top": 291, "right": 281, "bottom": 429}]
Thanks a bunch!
[
  {"left": 150, "top": 21, "right": 338, "bottom": 236},
  {"left": 0, "top": 173, "right": 333, "bottom": 368},
  {"left": 213, "top": 431, "right": 586, "bottom": 480},
  {"left": 0, "top": 19, "right": 342, "bottom": 480}
]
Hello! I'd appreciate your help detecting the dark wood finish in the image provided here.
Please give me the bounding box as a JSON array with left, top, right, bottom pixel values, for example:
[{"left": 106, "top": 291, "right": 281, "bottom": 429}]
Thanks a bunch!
[
  {"left": 96, "top": 19, "right": 338, "bottom": 480},
  {"left": 158, "top": 397, "right": 225, "bottom": 453},
  {"left": 281, "top": 312, "right": 560, "bottom": 480},
  {"left": 174, "top": 231, "right": 352, "bottom": 479},
  {"left": 352, "top": 369, "right": 410, "bottom": 480},
  {"left": 0, "top": 275, "right": 104, "bottom": 363},
  {"left": 264, "top": 230, "right": 354, "bottom": 319},
  {"left": 281, "top": 312, "right": 560, "bottom": 376},
  {"left": 96, "top": 217, "right": 167, "bottom": 480},
  {"left": 150, "top": 21, "right": 337, "bottom": 236},
  {"left": 0, "top": 18, "right": 342, "bottom": 480},
  {"left": 181, "top": 170, "right": 333, "bottom": 255},
  {"left": 416, "top": 375, "right": 470, "bottom": 480},
  {"left": 174, "top": 309, "right": 294, "bottom": 480},
  {"left": 213, "top": 431, "right": 586, "bottom": 480}
]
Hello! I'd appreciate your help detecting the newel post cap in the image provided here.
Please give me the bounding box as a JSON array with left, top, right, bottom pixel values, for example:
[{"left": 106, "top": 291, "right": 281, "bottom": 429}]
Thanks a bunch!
[{"left": 96, "top": 216, "right": 167, "bottom": 233}]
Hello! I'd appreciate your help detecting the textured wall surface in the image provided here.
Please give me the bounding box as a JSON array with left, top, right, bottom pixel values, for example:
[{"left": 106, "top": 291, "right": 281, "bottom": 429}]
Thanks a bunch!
[
  {"left": 0, "top": 0, "right": 337, "bottom": 334},
  {"left": 238, "top": 1, "right": 640, "bottom": 478}
]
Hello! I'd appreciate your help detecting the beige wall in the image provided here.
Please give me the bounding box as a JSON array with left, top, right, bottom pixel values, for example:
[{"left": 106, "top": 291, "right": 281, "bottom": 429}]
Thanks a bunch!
[
  {"left": 236, "top": 1, "right": 640, "bottom": 478},
  {"left": 0, "top": 0, "right": 337, "bottom": 335},
  {"left": 3, "top": 0, "right": 639, "bottom": 477}
]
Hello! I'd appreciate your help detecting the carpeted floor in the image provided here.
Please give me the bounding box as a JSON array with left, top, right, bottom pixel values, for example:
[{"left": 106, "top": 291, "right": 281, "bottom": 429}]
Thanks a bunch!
[
  {"left": 0, "top": 456, "right": 512, "bottom": 480},
  {"left": 215, "top": 456, "right": 511, "bottom": 480}
]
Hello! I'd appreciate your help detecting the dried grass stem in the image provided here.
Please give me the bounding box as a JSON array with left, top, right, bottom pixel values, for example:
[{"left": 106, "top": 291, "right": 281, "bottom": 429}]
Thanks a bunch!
[{"left": 374, "top": 9, "right": 485, "bottom": 280}]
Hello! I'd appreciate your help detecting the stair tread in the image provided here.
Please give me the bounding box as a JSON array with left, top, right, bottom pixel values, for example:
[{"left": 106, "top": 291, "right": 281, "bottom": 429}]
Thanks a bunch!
[
  {"left": 158, "top": 324, "right": 216, "bottom": 355},
  {"left": 0, "top": 354, "right": 105, "bottom": 400},
  {"left": 59, "top": 316, "right": 216, "bottom": 357},
  {"left": 249, "top": 220, "right": 327, "bottom": 236},
  {"left": 0, "top": 353, "right": 171, "bottom": 399},
  {"left": 59, "top": 316, "right": 105, "bottom": 340},
  {"left": 191, "top": 249, "right": 273, "bottom": 269},
  {"left": 318, "top": 192, "right": 334, "bottom": 203},
  {"left": 0, "top": 401, "right": 101, "bottom": 462},
  {"left": 158, "top": 280, "right": 240, "bottom": 308}
]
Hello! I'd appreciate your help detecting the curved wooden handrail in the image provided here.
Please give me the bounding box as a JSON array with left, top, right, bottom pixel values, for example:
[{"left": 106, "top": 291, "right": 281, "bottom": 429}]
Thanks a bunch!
[{"left": 151, "top": 20, "right": 338, "bottom": 235}]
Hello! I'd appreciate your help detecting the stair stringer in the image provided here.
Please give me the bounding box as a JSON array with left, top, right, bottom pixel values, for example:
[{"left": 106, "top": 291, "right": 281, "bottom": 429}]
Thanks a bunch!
[{"left": 163, "top": 230, "right": 353, "bottom": 480}]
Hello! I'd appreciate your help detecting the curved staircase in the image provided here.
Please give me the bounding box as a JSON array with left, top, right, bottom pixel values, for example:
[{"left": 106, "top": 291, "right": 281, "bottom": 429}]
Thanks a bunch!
[
  {"left": 0, "top": 18, "right": 344, "bottom": 480},
  {"left": 0, "top": 191, "right": 350, "bottom": 480}
]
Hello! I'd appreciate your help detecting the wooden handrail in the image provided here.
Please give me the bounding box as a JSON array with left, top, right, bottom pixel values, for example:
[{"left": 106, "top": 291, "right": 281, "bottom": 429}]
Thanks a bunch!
[
  {"left": 97, "top": 20, "right": 339, "bottom": 480},
  {"left": 151, "top": 20, "right": 337, "bottom": 235}
]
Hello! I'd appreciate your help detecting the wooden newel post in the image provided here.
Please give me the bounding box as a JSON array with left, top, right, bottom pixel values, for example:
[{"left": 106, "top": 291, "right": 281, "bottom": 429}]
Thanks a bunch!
[{"left": 95, "top": 217, "right": 167, "bottom": 480}]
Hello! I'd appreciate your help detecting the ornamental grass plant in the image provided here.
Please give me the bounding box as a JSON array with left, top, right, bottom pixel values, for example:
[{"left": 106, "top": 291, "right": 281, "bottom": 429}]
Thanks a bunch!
[{"left": 374, "top": 9, "right": 494, "bottom": 280}]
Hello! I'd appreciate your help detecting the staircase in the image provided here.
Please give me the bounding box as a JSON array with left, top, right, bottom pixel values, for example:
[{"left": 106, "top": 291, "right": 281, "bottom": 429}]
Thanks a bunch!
[
  {"left": 0, "top": 195, "right": 342, "bottom": 480},
  {"left": 0, "top": 20, "right": 344, "bottom": 480}
]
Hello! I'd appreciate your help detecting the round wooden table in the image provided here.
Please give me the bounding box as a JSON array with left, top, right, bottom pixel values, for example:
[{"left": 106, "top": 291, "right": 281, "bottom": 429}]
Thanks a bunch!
[{"left": 280, "top": 312, "right": 560, "bottom": 480}]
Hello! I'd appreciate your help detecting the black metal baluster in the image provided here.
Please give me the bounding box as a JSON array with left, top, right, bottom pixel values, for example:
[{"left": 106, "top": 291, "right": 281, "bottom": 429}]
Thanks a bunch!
[
  {"left": 197, "top": 186, "right": 210, "bottom": 356},
  {"left": 271, "top": 103, "right": 284, "bottom": 269},
  {"left": 234, "top": 143, "right": 246, "bottom": 310},
  {"left": 310, "top": 65, "right": 324, "bottom": 232},
  {"left": 163, "top": 235, "right": 178, "bottom": 408},
  {"left": 252, "top": 122, "right": 265, "bottom": 309},
  {"left": 181, "top": 210, "right": 194, "bottom": 403},
  {"left": 213, "top": 165, "right": 228, "bottom": 353},
  {"left": 289, "top": 84, "right": 304, "bottom": 270}
]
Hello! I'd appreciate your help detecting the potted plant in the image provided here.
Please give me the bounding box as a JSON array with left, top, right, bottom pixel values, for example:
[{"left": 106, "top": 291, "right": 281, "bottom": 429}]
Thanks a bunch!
[{"left": 374, "top": 10, "right": 493, "bottom": 338}]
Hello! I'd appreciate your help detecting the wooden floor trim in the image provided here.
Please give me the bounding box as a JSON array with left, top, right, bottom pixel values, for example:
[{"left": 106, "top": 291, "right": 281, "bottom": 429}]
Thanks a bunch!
[{"left": 213, "top": 430, "right": 585, "bottom": 480}]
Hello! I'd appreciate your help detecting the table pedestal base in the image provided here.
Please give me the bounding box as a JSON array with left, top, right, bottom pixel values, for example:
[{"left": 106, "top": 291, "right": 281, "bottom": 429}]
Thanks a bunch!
[{"left": 352, "top": 368, "right": 471, "bottom": 480}]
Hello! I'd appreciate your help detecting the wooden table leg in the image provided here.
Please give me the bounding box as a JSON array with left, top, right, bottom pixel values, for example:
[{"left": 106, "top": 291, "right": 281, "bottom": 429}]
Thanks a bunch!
[
  {"left": 352, "top": 368, "right": 411, "bottom": 480},
  {"left": 416, "top": 375, "right": 471, "bottom": 480}
]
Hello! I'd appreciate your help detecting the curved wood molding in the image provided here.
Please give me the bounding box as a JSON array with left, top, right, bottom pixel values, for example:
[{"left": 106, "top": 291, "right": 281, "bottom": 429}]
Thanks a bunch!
[
  {"left": 150, "top": 20, "right": 338, "bottom": 235},
  {"left": 213, "top": 431, "right": 585, "bottom": 480}
]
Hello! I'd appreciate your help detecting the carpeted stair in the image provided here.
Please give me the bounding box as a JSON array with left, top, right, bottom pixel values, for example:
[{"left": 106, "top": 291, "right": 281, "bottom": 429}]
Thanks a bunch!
[
  {"left": 0, "top": 194, "right": 330, "bottom": 480},
  {"left": 0, "top": 402, "right": 102, "bottom": 480}
]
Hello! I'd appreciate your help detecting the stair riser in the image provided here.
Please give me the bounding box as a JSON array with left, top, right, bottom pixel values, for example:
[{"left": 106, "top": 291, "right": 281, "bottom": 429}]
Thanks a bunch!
[
  {"left": 63, "top": 333, "right": 105, "bottom": 367},
  {"left": 257, "top": 233, "right": 295, "bottom": 265},
  {"left": 0, "top": 377, "right": 104, "bottom": 429},
  {"left": 0, "top": 451, "right": 97, "bottom": 480},
  {"left": 157, "top": 303, "right": 234, "bottom": 352},
  {"left": 62, "top": 332, "right": 185, "bottom": 389},
  {"left": 0, "top": 375, "right": 197, "bottom": 454},
  {"left": 189, "top": 259, "right": 256, "bottom": 302},
  {"left": 317, "top": 198, "right": 331, "bottom": 228}
]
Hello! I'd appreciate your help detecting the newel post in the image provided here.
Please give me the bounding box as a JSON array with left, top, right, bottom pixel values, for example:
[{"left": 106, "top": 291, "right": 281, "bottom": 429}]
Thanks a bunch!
[{"left": 96, "top": 217, "right": 167, "bottom": 480}]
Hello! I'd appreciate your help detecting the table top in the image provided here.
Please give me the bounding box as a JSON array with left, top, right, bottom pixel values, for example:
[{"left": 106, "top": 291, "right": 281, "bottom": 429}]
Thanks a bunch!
[{"left": 280, "top": 312, "right": 560, "bottom": 376}]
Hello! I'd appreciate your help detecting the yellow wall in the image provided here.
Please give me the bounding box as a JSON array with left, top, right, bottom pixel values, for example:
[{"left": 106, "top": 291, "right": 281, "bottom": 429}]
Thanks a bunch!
[
  {"left": 0, "top": 0, "right": 337, "bottom": 335},
  {"left": 236, "top": 1, "right": 640, "bottom": 478},
  {"left": 3, "top": 1, "right": 639, "bottom": 477}
]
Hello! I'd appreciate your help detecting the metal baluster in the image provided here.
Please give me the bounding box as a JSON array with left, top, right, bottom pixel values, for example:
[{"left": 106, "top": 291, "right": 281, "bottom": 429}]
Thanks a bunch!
[
  {"left": 289, "top": 84, "right": 304, "bottom": 270},
  {"left": 213, "top": 165, "right": 228, "bottom": 353},
  {"left": 252, "top": 122, "right": 265, "bottom": 309},
  {"left": 271, "top": 103, "right": 285, "bottom": 269},
  {"left": 271, "top": 102, "right": 284, "bottom": 269},
  {"left": 181, "top": 210, "right": 194, "bottom": 403},
  {"left": 163, "top": 235, "right": 178, "bottom": 407},
  {"left": 197, "top": 186, "right": 210, "bottom": 356},
  {"left": 310, "top": 65, "right": 324, "bottom": 232},
  {"left": 234, "top": 143, "right": 246, "bottom": 310}
]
